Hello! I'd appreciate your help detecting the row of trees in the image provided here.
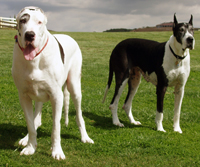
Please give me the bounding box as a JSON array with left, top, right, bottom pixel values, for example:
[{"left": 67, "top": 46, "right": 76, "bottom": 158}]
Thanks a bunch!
[{"left": 103, "top": 28, "right": 133, "bottom": 32}]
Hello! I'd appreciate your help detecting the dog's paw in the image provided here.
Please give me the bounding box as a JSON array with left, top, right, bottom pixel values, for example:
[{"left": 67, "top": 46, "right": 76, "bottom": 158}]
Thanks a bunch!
[
  {"left": 131, "top": 121, "right": 141, "bottom": 125},
  {"left": 174, "top": 127, "right": 182, "bottom": 134},
  {"left": 156, "top": 123, "right": 166, "bottom": 132},
  {"left": 157, "top": 128, "right": 166, "bottom": 133},
  {"left": 20, "top": 145, "right": 36, "bottom": 155},
  {"left": 19, "top": 134, "right": 29, "bottom": 146},
  {"left": 52, "top": 147, "right": 66, "bottom": 160},
  {"left": 113, "top": 122, "right": 124, "bottom": 127},
  {"left": 81, "top": 137, "right": 94, "bottom": 144}
]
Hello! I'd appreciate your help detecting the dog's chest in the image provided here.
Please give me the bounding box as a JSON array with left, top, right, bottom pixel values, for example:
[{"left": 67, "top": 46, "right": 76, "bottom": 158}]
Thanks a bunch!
[
  {"left": 163, "top": 53, "right": 190, "bottom": 86},
  {"left": 164, "top": 65, "right": 189, "bottom": 87},
  {"left": 140, "top": 63, "right": 189, "bottom": 87},
  {"left": 23, "top": 70, "right": 50, "bottom": 102}
]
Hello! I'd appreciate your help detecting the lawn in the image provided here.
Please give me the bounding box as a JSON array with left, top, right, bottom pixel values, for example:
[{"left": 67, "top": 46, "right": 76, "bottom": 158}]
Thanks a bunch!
[{"left": 0, "top": 29, "right": 200, "bottom": 166}]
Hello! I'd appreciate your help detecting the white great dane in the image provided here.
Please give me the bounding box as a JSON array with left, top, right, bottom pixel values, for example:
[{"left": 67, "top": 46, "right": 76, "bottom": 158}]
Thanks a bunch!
[{"left": 12, "top": 6, "right": 94, "bottom": 160}]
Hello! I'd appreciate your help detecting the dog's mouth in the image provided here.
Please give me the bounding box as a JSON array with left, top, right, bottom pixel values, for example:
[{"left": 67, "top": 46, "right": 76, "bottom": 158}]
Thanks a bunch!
[
  {"left": 185, "top": 37, "right": 195, "bottom": 50},
  {"left": 188, "top": 44, "right": 194, "bottom": 50},
  {"left": 182, "top": 44, "right": 194, "bottom": 51},
  {"left": 23, "top": 43, "right": 39, "bottom": 61}
]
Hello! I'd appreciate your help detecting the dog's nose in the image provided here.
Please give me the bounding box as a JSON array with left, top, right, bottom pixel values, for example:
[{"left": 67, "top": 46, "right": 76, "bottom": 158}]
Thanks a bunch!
[
  {"left": 25, "top": 31, "right": 35, "bottom": 42},
  {"left": 187, "top": 36, "right": 193, "bottom": 44}
]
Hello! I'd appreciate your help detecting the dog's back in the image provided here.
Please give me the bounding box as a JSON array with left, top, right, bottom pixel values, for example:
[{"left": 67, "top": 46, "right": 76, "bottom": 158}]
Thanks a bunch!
[{"left": 110, "top": 39, "right": 166, "bottom": 75}]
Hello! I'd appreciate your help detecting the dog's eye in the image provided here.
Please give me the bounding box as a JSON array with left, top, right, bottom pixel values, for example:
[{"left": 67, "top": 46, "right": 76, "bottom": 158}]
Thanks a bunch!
[
  {"left": 20, "top": 19, "right": 27, "bottom": 24},
  {"left": 180, "top": 28, "right": 184, "bottom": 32},
  {"left": 38, "top": 21, "right": 42, "bottom": 24},
  {"left": 189, "top": 28, "right": 194, "bottom": 35}
]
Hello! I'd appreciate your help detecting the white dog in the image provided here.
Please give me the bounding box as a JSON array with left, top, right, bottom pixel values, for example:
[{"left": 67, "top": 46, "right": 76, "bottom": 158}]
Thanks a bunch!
[{"left": 12, "top": 6, "right": 94, "bottom": 160}]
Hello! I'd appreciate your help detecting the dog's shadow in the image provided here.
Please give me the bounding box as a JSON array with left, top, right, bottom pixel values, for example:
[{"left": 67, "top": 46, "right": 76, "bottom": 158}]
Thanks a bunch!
[
  {"left": 0, "top": 112, "right": 154, "bottom": 150},
  {"left": 0, "top": 123, "right": 26, "bottom": 150},
  {"left": 0, "top": 123, "right": 79, "bottom": 150},
  {"left": 82, "top": 111, "right": 153, "bottom": 130},
  {"left": 0, "top": 123, "right": 52, "bottom": 150}
]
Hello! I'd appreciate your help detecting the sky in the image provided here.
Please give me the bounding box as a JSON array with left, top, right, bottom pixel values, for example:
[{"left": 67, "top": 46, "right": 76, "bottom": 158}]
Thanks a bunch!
[{"left": 0, "top": 0, "right": 200, "bottom": 32}]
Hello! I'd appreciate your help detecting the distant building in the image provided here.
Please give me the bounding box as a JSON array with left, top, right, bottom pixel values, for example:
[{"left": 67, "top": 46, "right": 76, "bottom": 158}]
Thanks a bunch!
[
  {"left": 132, "top": 21, "right": 199, "bottom": 32},
  {"left": 156, "top": 22, "right": 173, "bottom": 28}
]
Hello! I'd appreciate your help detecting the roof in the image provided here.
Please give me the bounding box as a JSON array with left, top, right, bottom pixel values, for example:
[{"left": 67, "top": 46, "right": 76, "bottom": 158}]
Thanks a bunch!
[{"left": 156, "top": 22, "right": 173, "bottom": 27}]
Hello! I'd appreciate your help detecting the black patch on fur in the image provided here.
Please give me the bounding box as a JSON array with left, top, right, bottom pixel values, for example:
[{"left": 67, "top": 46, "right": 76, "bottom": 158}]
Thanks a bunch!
[
  {"left": 173, "top": 14, "right": 194, "bottom": 45},
  {"left": 110, "top": 38, "right": 167, "bottom": 77},
  {"left": 19, "top": 14, "right": 30, "bottom": 29},
  {"left": 108, "top": 38, "right": 168, "bottom": 112},
  {"left": 155, "top": 66, "right": 168, "bottom": 113}
]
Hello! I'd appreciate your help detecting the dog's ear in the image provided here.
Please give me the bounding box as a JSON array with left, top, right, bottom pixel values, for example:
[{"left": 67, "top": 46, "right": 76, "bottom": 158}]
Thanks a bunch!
[
  {"left": 38, "top": 8, "right": 47, "bottom": 25},
  {"left": 173, "top": 13, "right": 178, "bottom": 27},
  {"left": 16, "top": 8, "right": 25, "bottom": 31},
  {"left": 189, "top": 15, "right": 193, "bottom": 26},
  {"left": 43, "top": 14, "right": 48, "bottom": 25},
  {"left": 173, "top": 13, "right": 178, "bottom": 34}
]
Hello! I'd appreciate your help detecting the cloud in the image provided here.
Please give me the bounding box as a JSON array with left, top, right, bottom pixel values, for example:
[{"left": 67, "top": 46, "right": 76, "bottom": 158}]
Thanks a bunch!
[{"left": 0, "top": 0, "right": 200, "bottom": 32}]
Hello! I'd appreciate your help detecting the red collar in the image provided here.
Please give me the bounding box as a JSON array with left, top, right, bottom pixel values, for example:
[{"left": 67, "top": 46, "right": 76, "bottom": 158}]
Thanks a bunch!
[{"left": 15, "top": 35, "right": 49, "bottom": 57}]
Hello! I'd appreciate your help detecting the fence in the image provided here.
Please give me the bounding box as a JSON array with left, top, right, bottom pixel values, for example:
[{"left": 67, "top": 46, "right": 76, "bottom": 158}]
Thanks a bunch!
[{"left": 0, "top": 17, "right": 17, "bottom": 29}]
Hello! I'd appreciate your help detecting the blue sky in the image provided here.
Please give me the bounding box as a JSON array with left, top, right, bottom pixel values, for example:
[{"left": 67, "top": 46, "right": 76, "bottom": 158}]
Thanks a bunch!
[{"left": 0, "top": 0, "right": 200, "bottom": 32}]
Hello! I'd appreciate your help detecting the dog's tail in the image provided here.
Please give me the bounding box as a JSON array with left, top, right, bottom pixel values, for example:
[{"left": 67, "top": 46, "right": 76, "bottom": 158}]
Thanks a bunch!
[{"left": 102, "top": 59, "right": 113, "bottom": 103}]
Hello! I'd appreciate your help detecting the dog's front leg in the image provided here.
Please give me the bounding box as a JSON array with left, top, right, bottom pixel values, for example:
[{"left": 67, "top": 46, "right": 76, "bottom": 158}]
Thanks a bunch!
[
  {"left": 50, "top": 91, "right": 65, "bottom": 160},
  {"left": 19, "top": 93, "right": 37, "bottom": 155},
  {"left": 173, "top": 84, "right": 185, "bottom": 133},
  {"left": 155, "top": 84, "right": 167, "bottom": 132},
  {"left": 19, "top": 102, "right": 43, "bottom": 147}
]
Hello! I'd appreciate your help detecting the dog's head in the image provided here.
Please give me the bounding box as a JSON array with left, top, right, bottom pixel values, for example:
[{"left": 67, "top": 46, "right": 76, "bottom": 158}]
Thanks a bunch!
[
  {"left": 16, "top": 6, "right": 48, "bottom": 60},
  {"left": 173, "top": 14, "right": 195, "bottom": 51}
]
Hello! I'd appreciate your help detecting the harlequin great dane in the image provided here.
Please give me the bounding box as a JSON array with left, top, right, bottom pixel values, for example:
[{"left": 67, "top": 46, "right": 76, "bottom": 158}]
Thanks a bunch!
[
  {"left": 102, "top": 14, "right": 195, "bottom": 133},
  {"left": 12, "top": 6, "right": 94, "bottom": 160}
]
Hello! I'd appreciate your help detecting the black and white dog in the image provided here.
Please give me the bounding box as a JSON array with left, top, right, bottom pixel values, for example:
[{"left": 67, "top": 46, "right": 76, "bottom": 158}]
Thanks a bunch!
[{"left": 102, "top": 14, "right": 195, "bottom": 133}]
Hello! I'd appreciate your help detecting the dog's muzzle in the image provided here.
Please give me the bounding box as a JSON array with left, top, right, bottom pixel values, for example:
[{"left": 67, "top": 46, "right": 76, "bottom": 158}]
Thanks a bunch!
[
  {"left": 186, "top": 36, "right": 194, "bottom": 50},
  {"left": 25, "top": 31, "right": 35, "bottom": 42}
]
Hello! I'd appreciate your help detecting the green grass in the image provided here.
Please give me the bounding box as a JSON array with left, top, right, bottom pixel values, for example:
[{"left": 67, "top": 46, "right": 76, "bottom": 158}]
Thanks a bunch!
[{"left": 1, "top": 29, "right": 200, "bottom": 166}]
